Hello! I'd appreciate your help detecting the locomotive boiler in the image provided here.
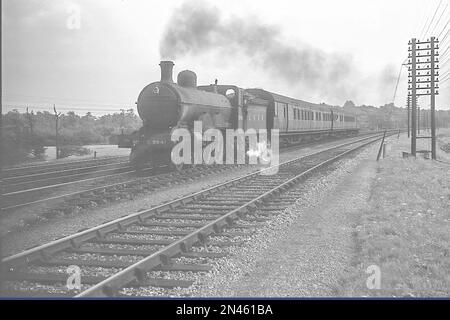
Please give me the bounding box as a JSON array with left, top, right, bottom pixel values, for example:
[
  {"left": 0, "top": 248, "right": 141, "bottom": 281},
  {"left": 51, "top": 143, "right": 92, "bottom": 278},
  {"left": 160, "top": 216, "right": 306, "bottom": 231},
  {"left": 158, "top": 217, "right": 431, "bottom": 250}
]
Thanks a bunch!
[{"left": 127, "top": 61, "right": 236, "bottom": 168}]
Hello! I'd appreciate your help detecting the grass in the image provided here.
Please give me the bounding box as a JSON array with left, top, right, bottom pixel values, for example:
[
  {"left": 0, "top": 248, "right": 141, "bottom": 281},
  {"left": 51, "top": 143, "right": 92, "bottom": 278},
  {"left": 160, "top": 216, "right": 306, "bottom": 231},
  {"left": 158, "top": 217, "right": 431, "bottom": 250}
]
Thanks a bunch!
[
  {"left": 338, "top": 131, "right": 450, "bottom": 297},
  {"left": 437, "top": 128, "right": 450, "bottom": 162}
]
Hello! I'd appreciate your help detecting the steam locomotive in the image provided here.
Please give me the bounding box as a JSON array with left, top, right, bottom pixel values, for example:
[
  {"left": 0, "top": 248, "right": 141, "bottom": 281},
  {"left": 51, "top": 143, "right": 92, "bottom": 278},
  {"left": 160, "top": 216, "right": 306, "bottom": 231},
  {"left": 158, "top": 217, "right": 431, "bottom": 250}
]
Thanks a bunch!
[{"left": 119, "top": 61, "right": 359, "bottom": 168}]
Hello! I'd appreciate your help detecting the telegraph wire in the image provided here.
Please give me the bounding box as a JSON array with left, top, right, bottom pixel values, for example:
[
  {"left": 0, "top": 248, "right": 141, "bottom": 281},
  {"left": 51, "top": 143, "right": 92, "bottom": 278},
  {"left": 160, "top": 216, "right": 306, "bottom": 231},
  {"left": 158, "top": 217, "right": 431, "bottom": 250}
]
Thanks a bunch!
[
  {"left": 420, "top": 2, "right": 435, "bottom": 39},
  {"left": 424, "top": 0, "right": 443, "bottom": 38},
  {"left": 440, "top": 68, "right": 450, "bottom": 78},
  {"left": 438, "top": 19, "right": 450, "bottom": 39},
  {"left": 440, "top": 28, "right": 450, "bottom": 47},
  {"left": 2, "top": 104, "right": 136, "bottom": 113},
  {"left": 2, "top": 94, "right": 133, "bottom": 107},
  {"left": 392, "top": 59, "right": 408, "bottom": 104},
  {"left": 441, "top": 45, "right": 450, "bottom": 61},
  {"left": 415, "top": 1, "right": 432, "bottom": 36},
  {"left": 431, "top": 2, "right": 449, "bottom": 35}
]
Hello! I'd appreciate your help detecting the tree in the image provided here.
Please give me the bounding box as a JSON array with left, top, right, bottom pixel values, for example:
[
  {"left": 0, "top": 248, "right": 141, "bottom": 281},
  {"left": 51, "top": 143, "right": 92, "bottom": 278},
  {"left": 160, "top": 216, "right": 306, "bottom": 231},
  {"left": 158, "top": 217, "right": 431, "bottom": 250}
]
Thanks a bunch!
[{"left": 343, "top": 100, "right": 356, "bottom": 108}]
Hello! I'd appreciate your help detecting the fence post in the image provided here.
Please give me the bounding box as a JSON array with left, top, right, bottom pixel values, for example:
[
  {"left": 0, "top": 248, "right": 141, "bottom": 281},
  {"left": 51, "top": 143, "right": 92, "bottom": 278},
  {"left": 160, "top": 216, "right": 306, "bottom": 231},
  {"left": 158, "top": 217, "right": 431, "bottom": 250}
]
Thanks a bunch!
[{"left": 377, "top": 130, "right": 387, "bottom": 161}]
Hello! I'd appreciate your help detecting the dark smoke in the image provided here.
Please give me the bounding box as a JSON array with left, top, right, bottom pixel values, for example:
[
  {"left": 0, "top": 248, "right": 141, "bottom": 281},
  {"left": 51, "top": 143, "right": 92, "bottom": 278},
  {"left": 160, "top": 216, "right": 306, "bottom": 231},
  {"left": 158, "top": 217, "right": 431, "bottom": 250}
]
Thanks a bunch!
[{"left": 159, "top": 0, "right": 394, "bottom": 103}]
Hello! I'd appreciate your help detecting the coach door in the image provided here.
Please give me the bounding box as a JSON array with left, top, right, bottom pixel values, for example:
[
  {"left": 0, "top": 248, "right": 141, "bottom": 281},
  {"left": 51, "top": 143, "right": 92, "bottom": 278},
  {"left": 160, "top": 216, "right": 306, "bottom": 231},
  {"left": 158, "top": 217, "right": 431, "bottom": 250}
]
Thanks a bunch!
[{"left": 278, "top": 102, "right": 288, "bottom": 131}]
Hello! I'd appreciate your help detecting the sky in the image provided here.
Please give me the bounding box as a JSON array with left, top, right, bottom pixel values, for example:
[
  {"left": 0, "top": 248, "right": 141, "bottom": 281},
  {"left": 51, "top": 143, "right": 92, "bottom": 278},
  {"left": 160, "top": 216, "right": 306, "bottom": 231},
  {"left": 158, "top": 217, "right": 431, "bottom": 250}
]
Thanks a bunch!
[{"left": 2, "top": 0, "right": 450, "bottom": 115}]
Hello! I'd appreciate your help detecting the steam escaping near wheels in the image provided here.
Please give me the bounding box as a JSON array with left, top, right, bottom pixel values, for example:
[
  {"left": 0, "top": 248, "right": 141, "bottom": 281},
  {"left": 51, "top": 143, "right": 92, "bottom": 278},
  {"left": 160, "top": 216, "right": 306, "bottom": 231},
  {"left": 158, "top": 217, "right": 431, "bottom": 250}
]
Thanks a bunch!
[{"left": 170, "top": 162, "right": 186, "bottom": 172}]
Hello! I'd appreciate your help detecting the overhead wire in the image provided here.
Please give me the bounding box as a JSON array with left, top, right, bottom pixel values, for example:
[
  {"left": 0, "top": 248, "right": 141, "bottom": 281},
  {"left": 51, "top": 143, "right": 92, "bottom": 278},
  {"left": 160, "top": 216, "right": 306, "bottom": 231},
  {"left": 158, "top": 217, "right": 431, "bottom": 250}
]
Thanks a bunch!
[
  {"left": 436, "top": 8, "right": 450, "bottom": 38},
  {"left": 2, "top": 93, "right": 133, "bottom": 107},
  {"left": 392, "top": 59, "right": 408, "bottom": 103},
  {"left": 440, "top": 28, "right": 450, "bottom": 47},
  {"left": 424, "top": 0, "right": 443, "bottom": 38},
  {"left": 431, "top": 2, "right": 449, "bottom": 35},
  {"left": 441, "top": 45, "right": 450, "bottom": 60},
  {"left": 420, "top": 2, "right": 435, "bottom": 39}
]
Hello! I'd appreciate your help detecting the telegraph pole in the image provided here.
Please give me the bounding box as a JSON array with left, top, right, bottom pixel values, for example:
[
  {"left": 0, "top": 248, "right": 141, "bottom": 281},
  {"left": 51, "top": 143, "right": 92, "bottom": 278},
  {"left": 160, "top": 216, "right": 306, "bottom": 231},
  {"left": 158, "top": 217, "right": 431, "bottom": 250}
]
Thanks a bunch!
[
  {"left": 418, "top": 107, "right": 420, "bottom": 134},
  {"left": 407, "top": 37, "right": 439, "bottom": 158},
  {"left": 408, "top": 38, "right": 417, "bottom": 156},
  {"left": 406, "top": 95, "right": 418, "bottom": 138},
  {"left": 407, "top": 96, "right": 410, "bottom": 138},
  {"left": 430, "top": 37, "right": 438, "bottom": 160},
  {"left": 53, "top": 104, "right": 62, "bottom": 159}
]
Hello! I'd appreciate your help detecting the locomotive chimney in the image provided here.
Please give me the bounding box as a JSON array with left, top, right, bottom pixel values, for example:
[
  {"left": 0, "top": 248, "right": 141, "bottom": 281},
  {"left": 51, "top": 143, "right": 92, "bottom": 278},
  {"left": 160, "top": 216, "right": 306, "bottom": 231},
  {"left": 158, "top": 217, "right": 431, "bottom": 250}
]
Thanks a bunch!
[{"left": 159, "top": 60, "right": 174, "bottom": 83}]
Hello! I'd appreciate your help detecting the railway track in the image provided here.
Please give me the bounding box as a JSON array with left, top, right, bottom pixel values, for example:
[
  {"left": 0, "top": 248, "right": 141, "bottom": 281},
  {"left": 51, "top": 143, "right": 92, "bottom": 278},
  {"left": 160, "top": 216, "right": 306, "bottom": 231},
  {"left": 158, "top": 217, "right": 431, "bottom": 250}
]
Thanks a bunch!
[
  {"left": 0, "top": 163, "right": 248, "bottom": 214},
  {"left": 0, "top": 133, "right": 390, "bottom": 297},
  {"left": 1, "top": 132, "right": 386, "bottom": 213},
  {"left": 2, "top": 156, "right": 128, "bottom": 178},
  {"left": 2, "top": 162, "right": 142, "bottom": 194}
]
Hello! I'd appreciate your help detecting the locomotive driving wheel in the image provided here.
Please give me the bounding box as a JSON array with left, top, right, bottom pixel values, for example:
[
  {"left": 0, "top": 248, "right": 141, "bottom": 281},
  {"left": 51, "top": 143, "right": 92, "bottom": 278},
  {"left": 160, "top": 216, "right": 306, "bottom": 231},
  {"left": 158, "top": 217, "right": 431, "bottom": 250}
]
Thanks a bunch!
[{"left": 129, "top": 145, "right": 147, "bottom": 170}]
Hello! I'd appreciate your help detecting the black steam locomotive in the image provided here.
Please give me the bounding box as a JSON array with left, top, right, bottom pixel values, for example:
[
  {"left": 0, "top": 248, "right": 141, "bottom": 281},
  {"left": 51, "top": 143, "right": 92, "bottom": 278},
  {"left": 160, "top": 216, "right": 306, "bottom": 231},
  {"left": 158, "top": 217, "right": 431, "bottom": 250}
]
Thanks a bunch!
[{"left": 119, "top": 61, "right": 359, "bottom": 168}]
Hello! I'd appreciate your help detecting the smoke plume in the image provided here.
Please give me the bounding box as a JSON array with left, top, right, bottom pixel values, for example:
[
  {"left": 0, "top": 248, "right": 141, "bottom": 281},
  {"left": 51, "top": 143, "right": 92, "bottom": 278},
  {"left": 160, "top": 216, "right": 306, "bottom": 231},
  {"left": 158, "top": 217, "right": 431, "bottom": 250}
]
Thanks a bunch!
[{"left": 160, "top": 0, "right": 396, "bottom": 104}]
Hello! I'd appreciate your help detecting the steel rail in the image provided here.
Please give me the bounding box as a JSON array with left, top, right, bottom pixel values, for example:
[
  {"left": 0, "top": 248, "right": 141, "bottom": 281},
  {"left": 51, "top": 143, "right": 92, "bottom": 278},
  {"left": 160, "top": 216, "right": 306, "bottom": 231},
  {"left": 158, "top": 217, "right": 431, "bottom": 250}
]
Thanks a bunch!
[
  {"left": 3, "top": 155, "right": 128, "bottom": 172},
  {"left": 1, "top": 133, "right": 389, "bottom": 297},
  {"left": 1, "top": 132, "right": 387, "bottom": 212},
  {"left": 2, "top": 168, "right": 149, "bottom": 196},
  {"left": 1, "top": 133, "right": 385, "bottom": 265},
  {"left": 3, "top": 164, "right": 145, "bottom": 194},
  {"left": 76, "top": 135, "right": 384, "bottom": 297},
  {"left": 2, "top": 161, "right": 130, "bottom": 183}
]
